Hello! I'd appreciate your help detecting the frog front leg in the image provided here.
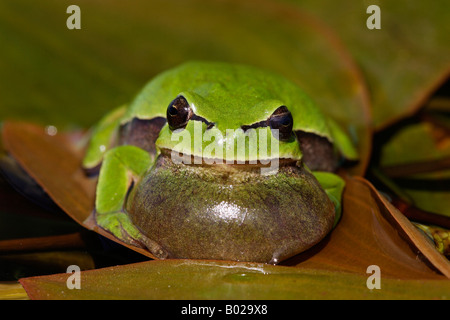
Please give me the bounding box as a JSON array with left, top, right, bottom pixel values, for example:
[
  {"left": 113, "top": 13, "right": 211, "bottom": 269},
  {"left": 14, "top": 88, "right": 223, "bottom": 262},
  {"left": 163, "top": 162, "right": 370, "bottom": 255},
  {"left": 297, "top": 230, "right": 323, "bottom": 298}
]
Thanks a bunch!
[
  {"left": 94, "top": 145, "right": 168, "bottom": 258},
  {"left": 82, "top": 105, "right": 127, "bottom": 173}
]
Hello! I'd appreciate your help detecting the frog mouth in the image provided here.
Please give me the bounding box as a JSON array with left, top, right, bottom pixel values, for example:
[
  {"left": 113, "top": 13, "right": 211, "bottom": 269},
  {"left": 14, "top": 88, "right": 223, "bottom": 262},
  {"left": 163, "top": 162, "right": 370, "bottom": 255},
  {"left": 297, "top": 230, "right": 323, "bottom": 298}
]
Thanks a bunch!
[{"left": 158, "top": 148, "right": 298, "bottom": 174}]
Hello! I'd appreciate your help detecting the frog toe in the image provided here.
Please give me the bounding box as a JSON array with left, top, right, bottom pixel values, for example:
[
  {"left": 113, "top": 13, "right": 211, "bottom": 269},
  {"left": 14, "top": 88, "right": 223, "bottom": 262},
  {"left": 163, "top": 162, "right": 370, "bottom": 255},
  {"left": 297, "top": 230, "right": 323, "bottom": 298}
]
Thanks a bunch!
[{"left": 95, "top": 211, "right": 145, "bottom": 248}]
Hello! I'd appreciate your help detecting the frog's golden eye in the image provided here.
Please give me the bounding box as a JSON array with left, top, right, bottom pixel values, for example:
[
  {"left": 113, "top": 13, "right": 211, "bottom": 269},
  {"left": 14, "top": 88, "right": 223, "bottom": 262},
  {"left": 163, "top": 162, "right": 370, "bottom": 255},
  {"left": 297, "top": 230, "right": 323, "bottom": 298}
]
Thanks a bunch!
[
  {"left": 269, "top": 106, "right": 293, "bottom": 141},
  {"left": 167, "top": 96, "right": 192, "bottom": 130}
]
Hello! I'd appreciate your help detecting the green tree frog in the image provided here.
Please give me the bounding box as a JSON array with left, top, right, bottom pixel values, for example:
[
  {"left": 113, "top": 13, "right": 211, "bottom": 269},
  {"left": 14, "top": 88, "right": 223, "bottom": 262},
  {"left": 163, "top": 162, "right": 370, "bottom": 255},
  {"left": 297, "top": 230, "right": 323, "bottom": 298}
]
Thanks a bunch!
[{"left": 82, "top": 61, "right": 358, "bottom": 264}]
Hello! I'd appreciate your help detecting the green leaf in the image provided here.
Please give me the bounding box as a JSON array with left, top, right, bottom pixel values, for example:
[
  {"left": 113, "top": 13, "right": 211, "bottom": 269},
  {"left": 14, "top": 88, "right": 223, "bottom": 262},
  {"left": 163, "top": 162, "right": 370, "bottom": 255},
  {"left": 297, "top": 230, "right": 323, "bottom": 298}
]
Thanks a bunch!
[
  {"left": 294, "top": 0, "right": 450, "bottom": 129},
  {"left": 19, "top": 259, "right": 450, "bottom": 300},
  {"left": 377, "top": 115, "right": 450, "bottom": 218}
]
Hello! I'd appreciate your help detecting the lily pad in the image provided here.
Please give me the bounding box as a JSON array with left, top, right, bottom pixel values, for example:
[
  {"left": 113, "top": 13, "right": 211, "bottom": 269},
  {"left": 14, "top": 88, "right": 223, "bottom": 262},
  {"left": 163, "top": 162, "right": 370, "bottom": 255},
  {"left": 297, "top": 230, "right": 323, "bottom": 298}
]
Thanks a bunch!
[{"left": 19, "top": 259, "right": 450, "bottom": 300}]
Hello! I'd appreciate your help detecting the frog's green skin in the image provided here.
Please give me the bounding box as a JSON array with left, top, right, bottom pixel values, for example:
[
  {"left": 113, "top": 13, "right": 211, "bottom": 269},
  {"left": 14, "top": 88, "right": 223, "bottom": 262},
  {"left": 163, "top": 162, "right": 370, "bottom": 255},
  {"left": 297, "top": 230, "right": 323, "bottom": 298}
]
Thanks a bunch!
[{"left": 83, "top": 61, "right": 357, "bottom": 263}]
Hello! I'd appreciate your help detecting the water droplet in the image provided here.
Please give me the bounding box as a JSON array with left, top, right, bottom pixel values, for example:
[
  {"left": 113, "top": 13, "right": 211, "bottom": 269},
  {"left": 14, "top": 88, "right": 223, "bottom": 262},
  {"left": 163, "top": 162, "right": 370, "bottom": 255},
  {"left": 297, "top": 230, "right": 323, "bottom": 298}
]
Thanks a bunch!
[{"left": 45, "top": 125, "right": 58, "bottom": 136}]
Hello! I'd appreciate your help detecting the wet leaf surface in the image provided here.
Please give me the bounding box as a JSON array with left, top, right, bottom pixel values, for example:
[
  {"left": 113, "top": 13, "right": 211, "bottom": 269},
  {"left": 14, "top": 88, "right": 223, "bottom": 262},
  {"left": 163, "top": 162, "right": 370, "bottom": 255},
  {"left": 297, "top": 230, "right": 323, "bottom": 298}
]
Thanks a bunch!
[{"left": 19, "top": 259, "right": 450, "bottom": 300}]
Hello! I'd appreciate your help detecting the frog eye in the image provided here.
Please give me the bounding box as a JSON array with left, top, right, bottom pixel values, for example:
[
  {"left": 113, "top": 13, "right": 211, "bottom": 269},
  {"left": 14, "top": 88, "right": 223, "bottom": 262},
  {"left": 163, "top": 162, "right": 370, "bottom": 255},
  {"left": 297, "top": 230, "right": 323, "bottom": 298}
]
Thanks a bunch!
[
  {"left": 268, "top": 106, "right": 293, "bottom": 141},
  {"left": 167, "top": 96, "right": 192, "bottom": 130}
]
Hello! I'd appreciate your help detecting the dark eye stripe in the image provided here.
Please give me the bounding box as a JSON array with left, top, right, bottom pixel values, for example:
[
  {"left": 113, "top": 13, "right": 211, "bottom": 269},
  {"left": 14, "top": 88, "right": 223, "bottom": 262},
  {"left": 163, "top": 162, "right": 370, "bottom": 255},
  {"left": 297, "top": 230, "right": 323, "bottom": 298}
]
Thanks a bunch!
[
  {"left": 190, "top": 114, "right": 215, "bottom": 129},
  {"left": 240, "top": 106, "right": 293, "bottom": 141},
  {"left": 240, "top": 119, "right": 268, "bottom": 132}
]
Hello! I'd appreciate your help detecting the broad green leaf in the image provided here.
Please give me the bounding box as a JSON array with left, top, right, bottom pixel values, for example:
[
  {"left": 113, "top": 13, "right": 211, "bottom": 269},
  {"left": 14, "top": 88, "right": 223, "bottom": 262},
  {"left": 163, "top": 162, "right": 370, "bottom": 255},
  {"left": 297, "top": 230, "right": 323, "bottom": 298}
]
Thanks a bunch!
[
  {"left": 380, "top": 121, "right": 450, "bottom": 167},
  {"left": 19, "top": 259, "right": 450, "bottom": 300},
  {"left": 294, "top": 0, "right": 450, "bottom": 129}
]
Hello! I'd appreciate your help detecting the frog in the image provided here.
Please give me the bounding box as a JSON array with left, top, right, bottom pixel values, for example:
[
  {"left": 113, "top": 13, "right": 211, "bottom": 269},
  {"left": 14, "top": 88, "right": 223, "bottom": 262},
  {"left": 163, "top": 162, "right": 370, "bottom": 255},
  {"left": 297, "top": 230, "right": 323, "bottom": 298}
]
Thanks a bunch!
[{"left": 82, "top": 61, "right": 358, "bottom": 264}]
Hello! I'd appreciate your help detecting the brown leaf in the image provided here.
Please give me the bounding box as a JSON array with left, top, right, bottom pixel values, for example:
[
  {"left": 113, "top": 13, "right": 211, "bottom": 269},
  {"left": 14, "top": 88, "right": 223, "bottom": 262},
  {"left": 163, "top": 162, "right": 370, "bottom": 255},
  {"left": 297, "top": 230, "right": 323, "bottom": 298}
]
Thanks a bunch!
[
  {"left": 1, "top": 121, "right": 156, "bottom": 259},
  {"left": 286, "top": 176, "right": 450, "bottom": 279}
]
